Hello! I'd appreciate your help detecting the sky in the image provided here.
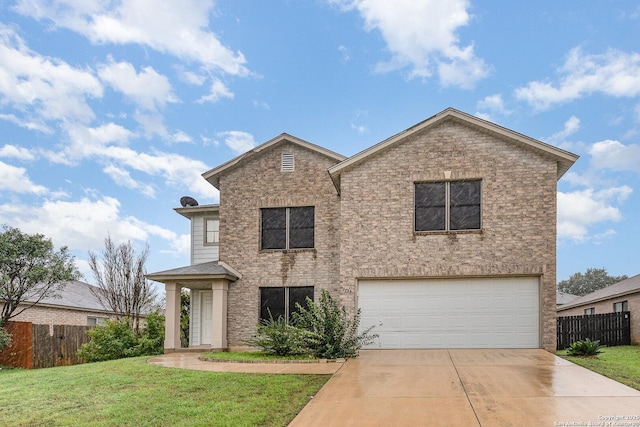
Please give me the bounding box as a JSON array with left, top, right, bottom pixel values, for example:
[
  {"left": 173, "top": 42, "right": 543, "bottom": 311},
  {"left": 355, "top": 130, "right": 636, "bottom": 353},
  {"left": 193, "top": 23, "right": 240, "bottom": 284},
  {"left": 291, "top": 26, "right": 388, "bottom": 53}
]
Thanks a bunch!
[{"left": 1, "top": 0, "right": 639, "bottom": 289}]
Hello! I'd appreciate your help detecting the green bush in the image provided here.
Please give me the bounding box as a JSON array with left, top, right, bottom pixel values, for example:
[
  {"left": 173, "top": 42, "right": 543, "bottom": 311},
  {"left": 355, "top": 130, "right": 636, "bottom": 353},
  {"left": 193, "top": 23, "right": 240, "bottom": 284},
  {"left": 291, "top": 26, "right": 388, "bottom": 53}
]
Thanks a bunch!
[
  {"left": 246, "top": 313, "right": 313, "bottom": 356},
  {"left": 566, "top": 338, "right": 603, "bottom": 357},
  {"left": 78, "top": 313, "right": 165, "bottom": 362},
  {"left": 293, "top": 290, "right": 378, "bottom": 359},
  {"left": 0, "top": 325, "right": 11, "bottom": 352}
]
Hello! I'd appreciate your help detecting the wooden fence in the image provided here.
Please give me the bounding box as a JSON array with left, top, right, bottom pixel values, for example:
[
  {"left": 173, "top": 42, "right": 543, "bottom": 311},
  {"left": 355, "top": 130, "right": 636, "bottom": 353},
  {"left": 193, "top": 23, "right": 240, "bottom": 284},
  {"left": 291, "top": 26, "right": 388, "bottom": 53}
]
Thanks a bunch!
[
  {"left": 0, "top": 321, "right": 90, "bottom": 369},
  {"left": 557, "top": 311, "right": 631, "bottom": 349}
]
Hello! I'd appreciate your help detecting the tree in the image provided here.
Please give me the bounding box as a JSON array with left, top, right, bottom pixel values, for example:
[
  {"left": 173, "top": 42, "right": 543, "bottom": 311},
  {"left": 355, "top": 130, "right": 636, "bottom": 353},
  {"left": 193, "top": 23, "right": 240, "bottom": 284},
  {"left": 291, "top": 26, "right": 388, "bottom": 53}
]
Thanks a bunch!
[
  {"left": 0, "top": 226, "right": 80, "bottom": 325},
  {"left": 88, "top": 236, "right": 158, "bottom": 333},
  {"left": 180, "top": 290, "right": 190, "bottom": 347},
  {"left": 557, "top": 267, "right": 628, "bottom": 296}
]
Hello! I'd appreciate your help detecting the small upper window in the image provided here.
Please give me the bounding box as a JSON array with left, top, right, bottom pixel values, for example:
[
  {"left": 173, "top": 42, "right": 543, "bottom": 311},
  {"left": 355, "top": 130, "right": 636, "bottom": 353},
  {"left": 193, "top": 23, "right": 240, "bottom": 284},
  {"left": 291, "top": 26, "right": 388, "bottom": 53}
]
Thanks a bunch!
[
  {"left": 415, "top": 180, "right": 481, "bottom": 232},
  {"left": 205, "top": 218, "right": 219, "bottom": 245},
  {"left": 261, "top": 207, "right": 314, "bottom": 250},
  {"left": 281, "top": 153, "right": 295, "bottom": 172},
  {"left": 613, "top": 301, "right": 628, "bottom": 313}
]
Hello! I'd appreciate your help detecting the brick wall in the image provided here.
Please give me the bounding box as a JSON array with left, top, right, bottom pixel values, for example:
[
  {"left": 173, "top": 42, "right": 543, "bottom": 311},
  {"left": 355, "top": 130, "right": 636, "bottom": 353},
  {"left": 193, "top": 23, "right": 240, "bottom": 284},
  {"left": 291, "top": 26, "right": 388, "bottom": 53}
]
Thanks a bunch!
[
  {"left": 557, "top": 293, "right": 640, "bottom": 345},
  {"left": 336, "top": 119, "right": 559, "bottom": 351},
  {"left": 3, "top": 304, "right": 111, "bottom": 327},
  {"left": 219, "top": 141, "right": 342, "bottom": 346}
]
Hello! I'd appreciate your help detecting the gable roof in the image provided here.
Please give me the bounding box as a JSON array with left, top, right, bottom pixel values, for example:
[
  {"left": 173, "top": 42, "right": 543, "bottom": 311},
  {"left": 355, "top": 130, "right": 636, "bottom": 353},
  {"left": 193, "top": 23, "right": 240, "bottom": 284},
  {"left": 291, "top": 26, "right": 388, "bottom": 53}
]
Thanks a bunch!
[
  {"left": 556, "top": 292, "right": 579, "bottom": 306},
  {"left": 26, "top": 280, "right": 109, "bottom": 313},
  {"left": 328, "top": 108, "right": 579, "bottom": 193},
  {"left": 146, "top": 261, "right": 239, "bottom": 283},
  {"left": 557, "top": 273, "right": 640, "bottom": 311},
  {"left": 202, "top": 133, "right": 346, "bottom": 189}
]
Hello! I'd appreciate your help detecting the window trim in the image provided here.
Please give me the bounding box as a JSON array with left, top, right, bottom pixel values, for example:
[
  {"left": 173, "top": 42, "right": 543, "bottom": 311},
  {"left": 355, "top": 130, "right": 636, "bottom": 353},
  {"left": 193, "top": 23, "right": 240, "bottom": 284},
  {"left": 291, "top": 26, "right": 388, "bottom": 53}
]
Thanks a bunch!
[
  {"left": 260, "top": 206, "right": 314, "bottom": 251},
  {"left": 259, "top": 286, "right": 314, "bottom": 322},
  {"left": 203, "top": 217, "right": 219, "bottom": 246},
  {"left": 613, "top": 301, "right": 628, "bottom": 313},
  {"left": 584, "top": 308, "right": 595, "bottom": 315},
  {"left": 414, "top": 179, "right": 482, "bottom": 233}
]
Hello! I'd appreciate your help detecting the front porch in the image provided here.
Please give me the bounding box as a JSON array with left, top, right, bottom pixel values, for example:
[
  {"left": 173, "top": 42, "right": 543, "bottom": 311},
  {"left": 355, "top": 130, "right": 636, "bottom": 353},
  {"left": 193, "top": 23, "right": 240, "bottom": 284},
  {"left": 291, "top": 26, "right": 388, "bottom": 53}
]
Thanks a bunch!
[{"left": 146, "top": 261, "right": 239, "bottom": 352}]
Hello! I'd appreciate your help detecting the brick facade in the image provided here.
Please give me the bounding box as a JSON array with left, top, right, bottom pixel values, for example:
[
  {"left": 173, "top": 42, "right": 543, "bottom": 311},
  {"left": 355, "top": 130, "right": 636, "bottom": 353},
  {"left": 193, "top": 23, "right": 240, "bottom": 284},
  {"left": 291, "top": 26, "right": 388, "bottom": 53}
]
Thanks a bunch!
[
  {"left": 3, "top": 304, "right": 111, "bottom": 327},
  {"left": 557, "top": 293, "right": 640, "bottom": 345}
]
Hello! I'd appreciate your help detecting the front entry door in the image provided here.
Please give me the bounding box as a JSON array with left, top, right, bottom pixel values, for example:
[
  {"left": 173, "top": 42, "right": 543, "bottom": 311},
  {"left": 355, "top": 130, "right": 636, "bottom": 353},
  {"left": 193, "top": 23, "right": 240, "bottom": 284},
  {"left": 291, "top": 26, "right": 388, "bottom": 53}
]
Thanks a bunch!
[{"left": 200, "top": 291, "right": 213, "bottom": 345}]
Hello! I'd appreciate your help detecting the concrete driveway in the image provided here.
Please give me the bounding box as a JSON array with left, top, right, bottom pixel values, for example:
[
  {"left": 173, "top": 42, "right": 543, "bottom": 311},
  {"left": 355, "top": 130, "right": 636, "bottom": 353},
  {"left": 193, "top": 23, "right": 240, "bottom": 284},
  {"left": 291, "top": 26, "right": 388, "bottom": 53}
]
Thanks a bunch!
[{"left": 289, "top": 349, "right": 640, "bottom": 426}]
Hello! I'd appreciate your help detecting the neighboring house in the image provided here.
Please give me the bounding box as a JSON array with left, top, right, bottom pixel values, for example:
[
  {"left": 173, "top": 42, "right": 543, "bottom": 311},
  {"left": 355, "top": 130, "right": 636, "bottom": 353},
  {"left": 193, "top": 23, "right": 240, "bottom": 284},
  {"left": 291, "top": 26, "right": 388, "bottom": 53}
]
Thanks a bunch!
[
  {"left": 148, "top": 108, "right": 578, "bottom": 352},
  {"left": 556, "top": 273, "right": 640, "bottom": 345},
  {"left": 556, "top": 292, "right": 579, "bottom": 307},
  {"left": 2, "top": 280, "right": 114, "bottom": 327}
]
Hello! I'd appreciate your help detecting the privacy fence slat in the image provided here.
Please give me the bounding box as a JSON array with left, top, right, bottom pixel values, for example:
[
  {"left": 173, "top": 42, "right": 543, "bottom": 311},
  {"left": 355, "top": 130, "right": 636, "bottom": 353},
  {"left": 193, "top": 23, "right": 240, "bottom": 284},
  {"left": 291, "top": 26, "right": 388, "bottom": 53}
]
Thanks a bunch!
[{"left": 557, "top": 311, "right": 631, "bottom": 349}]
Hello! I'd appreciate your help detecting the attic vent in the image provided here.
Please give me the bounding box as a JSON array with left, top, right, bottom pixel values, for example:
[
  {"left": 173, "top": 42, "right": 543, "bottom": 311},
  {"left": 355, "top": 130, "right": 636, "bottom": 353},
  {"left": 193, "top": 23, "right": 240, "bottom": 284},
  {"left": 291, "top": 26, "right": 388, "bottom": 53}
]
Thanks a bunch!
[{"left": 281, "top": 153, "right": 294, "bottom": 172}]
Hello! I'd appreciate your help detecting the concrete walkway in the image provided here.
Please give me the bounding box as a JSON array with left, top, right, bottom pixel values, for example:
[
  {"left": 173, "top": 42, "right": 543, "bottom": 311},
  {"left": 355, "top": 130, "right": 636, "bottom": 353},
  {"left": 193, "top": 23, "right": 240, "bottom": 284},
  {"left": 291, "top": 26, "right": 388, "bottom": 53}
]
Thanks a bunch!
[
  {"left": 289, "top": 349, "right": 640, "bottom": 427},
  {"left": 147, "top": 352, "right": 343, "bottom": 374}
]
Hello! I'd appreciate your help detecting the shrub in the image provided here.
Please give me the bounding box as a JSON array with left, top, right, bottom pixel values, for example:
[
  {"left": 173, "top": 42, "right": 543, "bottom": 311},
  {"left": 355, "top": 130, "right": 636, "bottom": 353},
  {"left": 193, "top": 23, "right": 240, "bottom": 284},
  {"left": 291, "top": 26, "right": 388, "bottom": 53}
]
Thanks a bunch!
[
  {"left": 566, "top": 338, "right": 603, "bottom": 357},
  {"left": 0, "top": 325, "right": 11, "bottom": 353},
  {"left": 293, "top": 290, "right": 378, "bottom": 359},
  {"left": 78, "top": 313, "right": 165, "bottom": 362},
  {"left": 246, "top": 313, "right": 313, "bottom": 356}
]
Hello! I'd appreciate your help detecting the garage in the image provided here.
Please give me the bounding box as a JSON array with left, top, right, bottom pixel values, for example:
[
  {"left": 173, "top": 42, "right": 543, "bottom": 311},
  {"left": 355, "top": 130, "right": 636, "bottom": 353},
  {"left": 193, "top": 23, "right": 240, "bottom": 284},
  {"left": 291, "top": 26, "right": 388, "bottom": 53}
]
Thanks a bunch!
[{"left": 358, "top": 277, "right": 540, "bottom": 349}]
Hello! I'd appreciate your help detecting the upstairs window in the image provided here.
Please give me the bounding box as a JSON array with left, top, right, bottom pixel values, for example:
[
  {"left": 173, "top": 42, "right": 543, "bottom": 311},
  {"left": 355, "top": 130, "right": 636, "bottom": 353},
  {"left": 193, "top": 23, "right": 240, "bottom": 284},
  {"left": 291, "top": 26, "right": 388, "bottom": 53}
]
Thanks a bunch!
[
  {"left": 261, "top": 207, "right": 314, "bottom": 250},
  {"left": 415, "top": 180, "right": 481, "bottom": 232},
  {"left": 204, "top": 218, "right": 219, "bottom": 245}
]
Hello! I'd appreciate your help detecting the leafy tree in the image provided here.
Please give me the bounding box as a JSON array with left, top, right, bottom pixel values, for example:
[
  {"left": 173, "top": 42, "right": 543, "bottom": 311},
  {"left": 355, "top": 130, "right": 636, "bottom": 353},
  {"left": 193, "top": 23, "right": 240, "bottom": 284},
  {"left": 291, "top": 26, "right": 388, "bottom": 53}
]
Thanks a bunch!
[
  {"left": 557, "top": 267, "right": 627, "bottom": 297},
  {"left": 88, "top": 236, "right": 158, "bottom": 333},
  {"left": 0, "top": 226, "right": 80, "bottom": 325},
  {"left": 180, "top": 290, "right": 190, "bottom": 347},
  {"left": 0, "top": 326, "right": 11, "bottom": 352}
]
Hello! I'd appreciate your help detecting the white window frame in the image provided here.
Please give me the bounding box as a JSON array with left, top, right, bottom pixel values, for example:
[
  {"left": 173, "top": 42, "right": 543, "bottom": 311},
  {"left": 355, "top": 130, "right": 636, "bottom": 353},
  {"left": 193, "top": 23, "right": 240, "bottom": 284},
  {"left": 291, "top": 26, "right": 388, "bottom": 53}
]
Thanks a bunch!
[
  {"left": 613, "top": 301, "right": 628, "bottom": 313},
  {"left": 584, "top": 308, "right": 595, "bottom": 315},
  {"left": 204, "top": 217, "right": 219, "bottom": 246}
]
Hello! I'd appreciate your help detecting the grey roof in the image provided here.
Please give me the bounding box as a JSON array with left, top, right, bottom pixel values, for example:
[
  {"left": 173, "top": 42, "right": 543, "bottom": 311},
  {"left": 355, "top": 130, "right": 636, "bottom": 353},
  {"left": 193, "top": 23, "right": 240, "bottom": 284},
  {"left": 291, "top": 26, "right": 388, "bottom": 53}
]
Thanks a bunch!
[
  {"left": 146, "top": 261, "right": 239, "bottom": 282},
  {"left": 557, "top": 273, "right": 640, "bottom": 311},
  {"left": 28, "top": 280, "right": 109, "bottom": 312},
  {"left": 556, "top": 292, "right": 579, "bottom": 306}
]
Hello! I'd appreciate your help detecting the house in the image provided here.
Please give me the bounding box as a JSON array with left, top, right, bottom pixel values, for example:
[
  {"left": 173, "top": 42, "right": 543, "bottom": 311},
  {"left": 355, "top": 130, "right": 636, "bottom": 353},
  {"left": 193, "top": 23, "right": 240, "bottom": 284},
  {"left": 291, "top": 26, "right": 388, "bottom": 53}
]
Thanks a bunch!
[
  {"left": 556, "top": 291, "right": 579, "bottom": 307},
  {"left": 147, "top": 108, "right": 578, "bottom": 352},
  {"left": 3, "top": 280, "right": 115, "bottom": 327},
  {"left": 556, "top": 273, "right": 640, "bottom": 345}
]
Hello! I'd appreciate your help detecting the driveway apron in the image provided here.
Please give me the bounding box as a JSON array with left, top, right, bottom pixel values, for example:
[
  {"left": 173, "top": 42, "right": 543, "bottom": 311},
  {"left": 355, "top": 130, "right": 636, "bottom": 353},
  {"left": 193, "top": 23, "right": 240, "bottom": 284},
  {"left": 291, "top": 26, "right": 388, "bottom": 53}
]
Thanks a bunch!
[{"left": 289, "top": 349, "right": 640, "bottom": 427}]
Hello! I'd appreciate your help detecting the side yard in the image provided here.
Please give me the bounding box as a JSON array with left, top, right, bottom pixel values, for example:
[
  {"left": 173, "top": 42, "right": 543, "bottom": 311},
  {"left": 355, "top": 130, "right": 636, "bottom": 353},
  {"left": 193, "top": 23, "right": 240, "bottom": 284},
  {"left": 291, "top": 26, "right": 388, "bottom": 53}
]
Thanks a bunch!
[
  {"left": 0, "top": 357, "right": 329, "bottom": 426},
  {"left": 558, "top": 345, "right": 640, "bottom": 391}
]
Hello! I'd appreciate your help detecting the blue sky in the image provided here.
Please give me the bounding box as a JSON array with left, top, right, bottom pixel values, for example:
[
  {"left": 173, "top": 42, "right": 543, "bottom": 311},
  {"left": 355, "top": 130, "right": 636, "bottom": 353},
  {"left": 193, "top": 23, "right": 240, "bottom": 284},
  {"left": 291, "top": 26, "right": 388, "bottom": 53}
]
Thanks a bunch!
[{"left": 1, "top": 0, "right": 639, "bottom": 286}]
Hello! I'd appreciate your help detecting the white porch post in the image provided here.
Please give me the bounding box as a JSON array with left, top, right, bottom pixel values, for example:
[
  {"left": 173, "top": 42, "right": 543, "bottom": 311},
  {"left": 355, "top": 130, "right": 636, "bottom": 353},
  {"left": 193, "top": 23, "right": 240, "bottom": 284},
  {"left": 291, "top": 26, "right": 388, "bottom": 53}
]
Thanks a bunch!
[
  {"left": 164, "top": 282, "right": 182, "bottom": 351},
  {"left": 211, "top": 280, "right": 228, "bottom": 350}
]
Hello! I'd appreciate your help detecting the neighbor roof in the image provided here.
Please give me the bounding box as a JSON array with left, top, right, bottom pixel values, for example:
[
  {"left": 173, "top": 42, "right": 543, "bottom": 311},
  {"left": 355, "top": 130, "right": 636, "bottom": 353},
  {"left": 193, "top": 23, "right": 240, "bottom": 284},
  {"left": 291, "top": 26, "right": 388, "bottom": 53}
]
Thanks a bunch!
[
  {"left": 556, "top": 292, "right": 579, "bottom": 306},
  {"left": 27, "top": 280, "right": 109, "bottom": 313},
  {"left": 557, "top": 273, "right": 640, "bottom": 311},
  {"left": 328, "top": 108, "right": 579, "bottom": 193},
  {"left": 202, "top": 133, "right": 346, "bottom": 189}
]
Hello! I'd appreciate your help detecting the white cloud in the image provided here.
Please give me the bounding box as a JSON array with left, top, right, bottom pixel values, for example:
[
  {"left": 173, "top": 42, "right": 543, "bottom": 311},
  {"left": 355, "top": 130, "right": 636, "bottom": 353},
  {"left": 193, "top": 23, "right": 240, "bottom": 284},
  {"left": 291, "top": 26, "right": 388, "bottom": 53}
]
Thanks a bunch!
[
  {"left": 0, "top": 113, "right": 51, "bottom": 133},
  {"left": 0, "top": 195, "right": 179, "bottom": 253},
  {"left": 97, "top": 58, "right": 177, "bottom": 110},
  {"left": 217, "top": 131, "right": 256, "bottom": 154},
  {"left": 558, "top": 186, "right": 633, "bottom": 241},
  {"left": 197, "top": 79, "right": 234, "bottom": 104},
  {"left": 0, "top": 144, "right": 36, "bottom": 161},
  {"left": 589, "top": 139, "right": 640, "bottom": 174},
  {"left": 0, "top": 160, "right": 48, "bottom": 195},
  {"left": 14, "top": 0, "right": 249, "bottom": 76},
  {"left": 0, "top": 25, "right": 102, "bottom": 125},
  {"left": 103, "top": 164, "right": 156, "bottom": 198},
  {"left": 515, "top": 48, "right": 640, "bottom": 110},
  {"left": 331, "top": 0, "right": 489, "bottom": 88},
  {"left": 171, "top": 130, "right": 193, "bottom": 144},
  {"left": 545, "top": 116, "right": 581, "bottom": 147}
]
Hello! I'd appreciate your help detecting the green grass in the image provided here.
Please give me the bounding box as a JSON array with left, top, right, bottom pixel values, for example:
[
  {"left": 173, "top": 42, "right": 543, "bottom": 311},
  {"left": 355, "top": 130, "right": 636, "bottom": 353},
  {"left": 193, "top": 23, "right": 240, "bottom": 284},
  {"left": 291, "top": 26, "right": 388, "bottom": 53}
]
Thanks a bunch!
[
  {"left": 558, "top": 345, "right": 640, "bottom": 391},
  {"left": 0, "top": 356, "right": 329, "bottom": 426},
  {"left": 200, "top": 351, "right": 318, "bottom": 362}
]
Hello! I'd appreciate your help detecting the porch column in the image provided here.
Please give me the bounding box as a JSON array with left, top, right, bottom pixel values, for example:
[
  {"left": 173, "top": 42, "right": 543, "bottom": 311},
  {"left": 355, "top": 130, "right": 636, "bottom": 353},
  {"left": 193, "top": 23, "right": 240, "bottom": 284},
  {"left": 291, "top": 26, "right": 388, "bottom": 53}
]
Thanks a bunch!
[
  {"left": 210, "top": 280, "right": 229, "bottom": 351},
  {"left": 164, "top": 282, "right": 182, "bottom": 351}
]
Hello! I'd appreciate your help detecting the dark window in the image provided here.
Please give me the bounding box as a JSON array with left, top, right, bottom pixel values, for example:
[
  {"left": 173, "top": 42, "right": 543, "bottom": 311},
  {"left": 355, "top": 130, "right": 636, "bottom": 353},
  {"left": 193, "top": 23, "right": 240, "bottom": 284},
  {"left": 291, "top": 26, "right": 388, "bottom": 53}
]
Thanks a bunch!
[
  {"left": 415, "top": 180, "right": 481, "bottom": 232},
  {"left": 260, "top": 286, "right": 314, "bottom": 322},
  {"left": 613, "top": 301, "right": 628, "bottom": 313},
  {"left": 261, "top": 207, "right": 314, "bottom": 250}
]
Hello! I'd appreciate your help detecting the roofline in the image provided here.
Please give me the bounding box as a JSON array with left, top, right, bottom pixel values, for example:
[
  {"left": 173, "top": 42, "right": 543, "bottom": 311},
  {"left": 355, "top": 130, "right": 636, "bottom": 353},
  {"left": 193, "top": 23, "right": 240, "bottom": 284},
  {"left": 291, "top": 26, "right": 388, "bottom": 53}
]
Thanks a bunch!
[
  {"left": 202, "top": 133, "right": 347, "bottom": 189},
  {"left": 146, "top": 272, "right": 238, "bottom": 283},
  {"left": 328, "top": 108, "right": 579, "bottom": 192},
  {"left": 557, "top": 288, "right": 640, "bottom": 311},
  {"left": 174, "top": 204, "right": 219, "bottom": 219},
  {"left": 17, "top": 301, "right": 116, "bottom": 315}
]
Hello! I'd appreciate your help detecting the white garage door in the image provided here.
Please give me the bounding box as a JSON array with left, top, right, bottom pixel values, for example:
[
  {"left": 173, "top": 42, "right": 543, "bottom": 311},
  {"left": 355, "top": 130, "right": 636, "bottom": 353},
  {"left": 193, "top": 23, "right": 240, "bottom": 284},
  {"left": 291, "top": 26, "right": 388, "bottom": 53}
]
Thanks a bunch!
[{"left": 358, "top": 277, "right": 540, "bottom": 349}]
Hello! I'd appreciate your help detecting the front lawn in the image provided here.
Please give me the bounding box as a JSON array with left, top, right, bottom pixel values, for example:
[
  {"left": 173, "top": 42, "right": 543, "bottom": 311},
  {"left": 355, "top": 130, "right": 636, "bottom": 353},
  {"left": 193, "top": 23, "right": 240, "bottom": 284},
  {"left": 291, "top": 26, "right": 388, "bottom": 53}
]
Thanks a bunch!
[
  {"left": 558, "top": 345, "right": 640, "bottom": 391},
  {"left": 0, "top": 356, "right": 329, "bottom": 426}
]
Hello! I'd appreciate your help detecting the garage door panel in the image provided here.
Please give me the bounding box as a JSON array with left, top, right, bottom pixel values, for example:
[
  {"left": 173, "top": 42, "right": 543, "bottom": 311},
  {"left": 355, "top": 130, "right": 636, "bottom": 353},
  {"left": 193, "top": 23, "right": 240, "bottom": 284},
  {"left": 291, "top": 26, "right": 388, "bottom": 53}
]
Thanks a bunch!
[{"left": 358, "top": 277, "right": 539, "bottom": 349}]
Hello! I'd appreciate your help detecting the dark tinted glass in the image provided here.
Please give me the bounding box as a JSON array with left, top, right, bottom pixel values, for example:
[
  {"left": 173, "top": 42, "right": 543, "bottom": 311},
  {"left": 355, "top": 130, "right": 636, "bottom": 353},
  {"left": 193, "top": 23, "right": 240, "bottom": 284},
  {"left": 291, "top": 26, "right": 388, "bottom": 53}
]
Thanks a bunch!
[
  {"left": 260, "top": 287, "right": 285, "bottom": 321},
  {"left": 450, "top": 181, "right": 481, "bottom": 230},
  {"left": 261, "top": 208, "right": 286, "bottom": 249},
  {"left": 289, "top": 207, "right": 314, "bottom": 249},
  {"left": 415, "top": 182, "right": 446, "bottom": 231},
  {"left": 288, "top": 286, "right": 314, "bottom": 320}
]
